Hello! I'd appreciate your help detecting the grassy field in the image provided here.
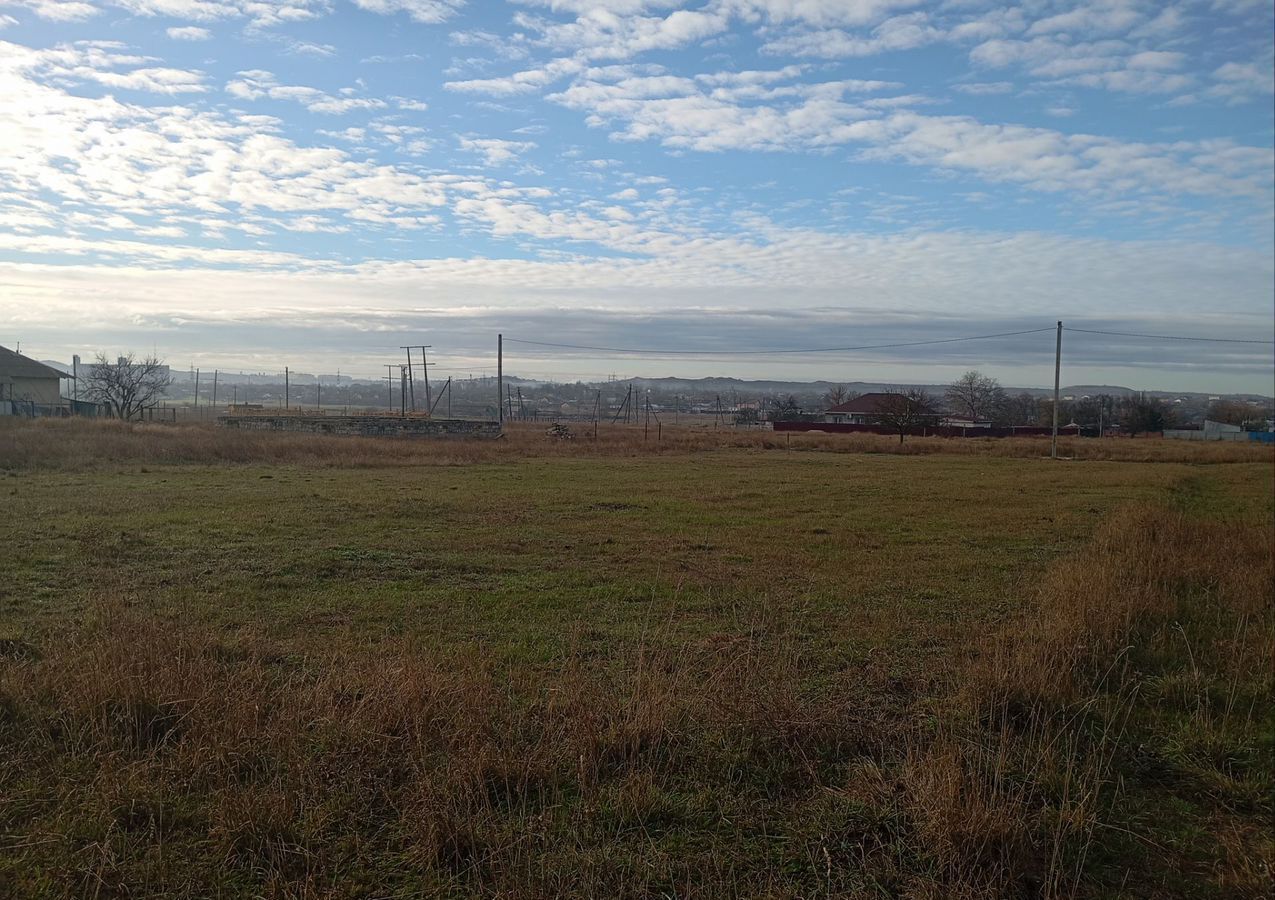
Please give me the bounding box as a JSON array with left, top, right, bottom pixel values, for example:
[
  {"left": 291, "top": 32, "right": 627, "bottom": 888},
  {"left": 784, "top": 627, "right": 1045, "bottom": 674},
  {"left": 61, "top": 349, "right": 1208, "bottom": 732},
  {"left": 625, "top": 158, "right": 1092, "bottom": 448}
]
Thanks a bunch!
[{"left": 0, "top": 419, "right": 1271, "bottom": 898}]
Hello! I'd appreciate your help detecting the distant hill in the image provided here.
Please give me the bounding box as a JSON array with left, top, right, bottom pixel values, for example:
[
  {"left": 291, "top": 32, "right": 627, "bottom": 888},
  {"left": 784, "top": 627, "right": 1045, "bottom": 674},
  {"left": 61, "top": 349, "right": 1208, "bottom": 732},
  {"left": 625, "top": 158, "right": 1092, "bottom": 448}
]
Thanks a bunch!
[{"left": 501, "top": 374, "right": 1269, "bottom": 403}]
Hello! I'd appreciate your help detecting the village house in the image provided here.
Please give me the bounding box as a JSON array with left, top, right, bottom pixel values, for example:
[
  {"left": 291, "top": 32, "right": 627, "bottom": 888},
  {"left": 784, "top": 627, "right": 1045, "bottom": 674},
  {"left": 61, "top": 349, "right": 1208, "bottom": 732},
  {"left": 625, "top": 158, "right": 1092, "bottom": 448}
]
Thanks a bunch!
[
  {"left": 0, "top": 346, "right": 65, "bottom": 416},
  {"left": 823, "top": 392, "right": 944, "bottom": 425}
]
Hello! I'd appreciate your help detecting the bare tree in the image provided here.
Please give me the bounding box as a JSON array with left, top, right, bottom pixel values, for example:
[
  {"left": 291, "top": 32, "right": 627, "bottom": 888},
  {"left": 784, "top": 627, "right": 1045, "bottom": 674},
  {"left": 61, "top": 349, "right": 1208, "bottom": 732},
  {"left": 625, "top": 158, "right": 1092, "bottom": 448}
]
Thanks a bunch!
[
  {"left": 769, "top": 394, "right": 802, "bottom": 421},
  {"left": 871, "top": 389, "right": 938, "bottom": 445},
  {"left": 822, "top": 384, "right": 852, "bottom": 407},
  {"left": 82, "top": 352, "right": 172, "bottom": 420},
  {"left": 1119, "top": 393, "right": 1176, "bottom": 436},
  {"left": 1000, "top": 391, "right": 1040, "bottom": 426},
  {"left": 1208, "top": 400, "right": 1263, "bottom": 429},
  {"left": 945, "top": 370, "right": 1006, "bottom": 422}
]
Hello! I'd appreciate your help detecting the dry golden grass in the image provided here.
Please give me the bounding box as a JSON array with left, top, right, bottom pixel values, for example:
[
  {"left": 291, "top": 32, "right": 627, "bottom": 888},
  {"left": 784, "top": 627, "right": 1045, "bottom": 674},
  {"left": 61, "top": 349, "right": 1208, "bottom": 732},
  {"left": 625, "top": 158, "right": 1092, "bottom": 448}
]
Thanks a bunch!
[
  {"left": 2, "top": 416, "right": 1270, "bottom": 471},
  {"left": 908, "top": 505, "right": 1274, "bottom": 898}
]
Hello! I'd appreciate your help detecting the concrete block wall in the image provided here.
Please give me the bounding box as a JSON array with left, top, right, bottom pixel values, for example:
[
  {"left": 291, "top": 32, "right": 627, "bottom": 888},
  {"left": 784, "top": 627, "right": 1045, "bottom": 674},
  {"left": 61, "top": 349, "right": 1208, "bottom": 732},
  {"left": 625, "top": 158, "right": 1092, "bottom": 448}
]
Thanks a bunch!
[{"left": 217, "top": 415, "right": 502, "bottom": 439}]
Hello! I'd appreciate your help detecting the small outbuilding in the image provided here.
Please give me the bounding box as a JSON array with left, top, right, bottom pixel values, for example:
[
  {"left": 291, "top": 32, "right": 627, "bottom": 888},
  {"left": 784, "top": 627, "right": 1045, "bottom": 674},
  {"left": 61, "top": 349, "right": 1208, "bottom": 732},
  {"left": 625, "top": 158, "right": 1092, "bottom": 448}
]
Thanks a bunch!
[{"left": 0, "top": 345, "right": 65, "bottom": 415}]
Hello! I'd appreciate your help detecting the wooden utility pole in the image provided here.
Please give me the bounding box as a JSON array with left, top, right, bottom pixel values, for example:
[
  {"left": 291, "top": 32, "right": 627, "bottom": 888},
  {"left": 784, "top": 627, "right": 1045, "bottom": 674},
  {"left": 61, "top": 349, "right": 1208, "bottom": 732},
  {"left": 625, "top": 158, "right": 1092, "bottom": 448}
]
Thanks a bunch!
[
  {"left": 400, "top": 347, "right": 416, "bottom": 412},
  {"left": 193, "top": 368, "right": 200, "bottom": 410},
  {"left": 212, "top": 370, "right": 218, "bottom": 408},
  {"left": 284, "top": 367, "right": 290, "bottom": 410},
  {"left": 429, "top": 377, "right": 451, "bottom": 417},
  {"left": 384, "top": 364, "right": 395, "bottom": 411},
  {"left": 593, "top": 390, "right": 600, "bottom": 440},
  {"left": 1051, "top": 320, "right": 1062, "bottom": 459},
  {"left": 497, "top": 333, "right": 503, "bottom": 424},
  {"left": 418, "top": 345, "right": 433, "bottom": 413},
  {"left": 611, "top": 386, "right": 631, "bottom": 424}
]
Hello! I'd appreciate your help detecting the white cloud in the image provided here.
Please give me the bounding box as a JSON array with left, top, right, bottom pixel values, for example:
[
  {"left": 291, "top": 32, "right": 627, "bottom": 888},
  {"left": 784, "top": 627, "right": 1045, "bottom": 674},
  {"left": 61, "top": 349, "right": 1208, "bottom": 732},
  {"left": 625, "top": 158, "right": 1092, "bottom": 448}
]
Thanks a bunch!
[
  {"left": 348, "top": 0, "right": 461, "bottom": 24},
  {"left": 0, "top": 44, "right": 503, "bottom": 247},
  {"left": 165, "top": 25, "right": 210, "bottom": 39},
  {"left": 971, "top": 36, "right": 1195, "bottom": 94},
  {"left": 3, "top": 40, "right": 209, "bottom": 93},
  {"left": 1026, "top": 4, "right": 1143, "bottom": 37},
  {"left": 226, "top": 70, "right": 387, "bottom": 113},
  {"left": 760, "top": 12, "right": 941, "bottom": 58},
  {"left": 1208, "top": 59, "right": 1275, "bottom": 103},
  {"left": 457, "top": 135, "right": 537, "bottom": 166},
  {"left": 544, "top": 65, "right": 1272, "bottom": 204},
  {"left": 723, "top": 0, "right": 922, "bottom": 29},
  {"left": 287, "top": 40, "right": 336, "bottom": 57},
  {"left": 952, "top": 81, "right": 1014, "bottom": 95},
  {"left": 445, "top": 56, "right": 584, "bottom": 94},
  {"left": 1, "top": 0, "right": 100, "bottom": 20}
]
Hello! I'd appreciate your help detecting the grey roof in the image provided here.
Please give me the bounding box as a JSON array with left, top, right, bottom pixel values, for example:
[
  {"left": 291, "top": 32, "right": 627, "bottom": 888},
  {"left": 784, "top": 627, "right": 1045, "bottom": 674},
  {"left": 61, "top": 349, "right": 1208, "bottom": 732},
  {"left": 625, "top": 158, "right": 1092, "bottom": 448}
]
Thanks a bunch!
[{"left": 0, "top": 346, "right": 65, "bottom": 381}]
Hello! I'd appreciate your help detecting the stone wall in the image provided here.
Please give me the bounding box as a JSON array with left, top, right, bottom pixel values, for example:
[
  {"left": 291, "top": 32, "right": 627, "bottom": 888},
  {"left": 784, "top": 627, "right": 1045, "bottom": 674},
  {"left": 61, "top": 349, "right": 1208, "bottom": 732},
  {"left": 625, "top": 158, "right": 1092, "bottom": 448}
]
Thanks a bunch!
[{"left": 217, "top": 415, "right": 502, "bottom": 439}]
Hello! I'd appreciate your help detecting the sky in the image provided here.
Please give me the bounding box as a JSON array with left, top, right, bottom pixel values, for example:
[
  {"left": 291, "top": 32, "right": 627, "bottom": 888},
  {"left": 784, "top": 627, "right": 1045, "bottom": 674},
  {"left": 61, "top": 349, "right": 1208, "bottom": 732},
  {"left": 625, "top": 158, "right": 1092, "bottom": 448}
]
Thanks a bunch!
[{"left": 1, "top": 0, "right": 1273, "bottom": 392}]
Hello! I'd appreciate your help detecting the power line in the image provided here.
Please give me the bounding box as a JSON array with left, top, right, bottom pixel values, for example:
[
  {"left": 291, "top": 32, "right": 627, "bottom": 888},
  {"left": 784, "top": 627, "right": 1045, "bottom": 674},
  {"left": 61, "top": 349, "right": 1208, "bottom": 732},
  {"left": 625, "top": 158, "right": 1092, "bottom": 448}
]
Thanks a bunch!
[
  {"left": 504, "top": 327, "right": 1057, "bottom": 356},
  {"left": 1064, "top": 327, "right": 1274, "bottom": 345}
]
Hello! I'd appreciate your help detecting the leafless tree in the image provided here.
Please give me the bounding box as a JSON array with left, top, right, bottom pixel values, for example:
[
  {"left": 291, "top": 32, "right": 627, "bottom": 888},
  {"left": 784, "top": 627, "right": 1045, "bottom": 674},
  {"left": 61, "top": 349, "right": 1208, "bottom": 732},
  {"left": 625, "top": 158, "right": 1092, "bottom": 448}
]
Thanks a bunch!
[
  {"left": 82, "top": 352, "right": 172, "bottom": 420},
  {"left": 1119, "top": 393, "right": 1176, "bottom": 436},
  {"left": 872, "top": 389, "right": 939, "bottom": 445},
  {"left": 1000, "top": 391, "right": 1040, "bottom": 426},
  {"left": 822, "top": 384, "right": 853, "bottom": 407},
  {"left": 769, "top": 394, "right": 802, "bottom": 421},
  {"left": 945, "top": 370, "right": 1006, "bottom": 422},
  {"left": 1207, "top": 400, "right": 1264, "bottom": 429}
]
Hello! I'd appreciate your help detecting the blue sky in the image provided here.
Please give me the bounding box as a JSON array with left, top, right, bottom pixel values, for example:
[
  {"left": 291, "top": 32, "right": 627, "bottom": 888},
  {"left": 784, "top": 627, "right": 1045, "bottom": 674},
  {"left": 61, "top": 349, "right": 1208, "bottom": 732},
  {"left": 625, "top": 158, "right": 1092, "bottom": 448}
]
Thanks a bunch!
[{"left": 1, "top": 0, "right": 1272, "bottom": 391}]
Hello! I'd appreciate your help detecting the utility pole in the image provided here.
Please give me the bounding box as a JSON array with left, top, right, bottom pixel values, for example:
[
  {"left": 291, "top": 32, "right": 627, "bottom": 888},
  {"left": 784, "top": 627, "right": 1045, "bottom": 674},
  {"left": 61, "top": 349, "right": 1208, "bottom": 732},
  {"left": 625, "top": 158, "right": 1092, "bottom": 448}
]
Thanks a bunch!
[
  {"left": 593, "top": 390, "right": 600, "bottom": 440},
  {"left": 194, "top": 368, "right": 200, "bottom": 410},
  {"left": 316, "top": 378, "right": 321, "bottom": 412},
  {"left": 400, "top": 366, "right": 408, "bottom": 416},
  {"left": 497, "top": 333, "right": 503, "bottom": 425},
  {"left": 400, "top": 347, "right": 416, "bottom": 412},
  {"left": 212, "top": 370, "right": 218, "bottom": 408},
  {"left": 285, "top": 367, "right": 290, "bottom": 410},
  {"left": 430, "top": 377, "right": 451, "bottom": 418},
  {"left": 1051, "top": 320, "right": 1062, "bottom": 459},
  {"left": 416, "top": 345, "right": 433, "bottom": 413},
  {"left": 385, "top": 364, "right": 395, "bottom": 411}
]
